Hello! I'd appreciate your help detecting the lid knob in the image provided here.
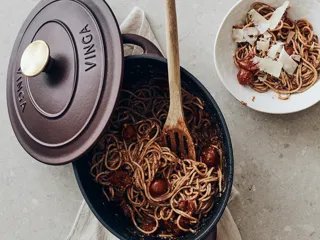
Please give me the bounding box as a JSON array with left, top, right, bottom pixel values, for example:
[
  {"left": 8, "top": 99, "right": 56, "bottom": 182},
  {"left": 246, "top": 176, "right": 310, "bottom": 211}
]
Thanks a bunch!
[{"left": 20, "top": 40, "right": 53, "bottom": 77}]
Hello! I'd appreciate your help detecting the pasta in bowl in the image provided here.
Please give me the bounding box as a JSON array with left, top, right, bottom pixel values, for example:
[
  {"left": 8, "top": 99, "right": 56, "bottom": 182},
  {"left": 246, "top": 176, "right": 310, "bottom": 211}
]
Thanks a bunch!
[{"left": 215, "top": 0, "right": 320, "bottom": 114}]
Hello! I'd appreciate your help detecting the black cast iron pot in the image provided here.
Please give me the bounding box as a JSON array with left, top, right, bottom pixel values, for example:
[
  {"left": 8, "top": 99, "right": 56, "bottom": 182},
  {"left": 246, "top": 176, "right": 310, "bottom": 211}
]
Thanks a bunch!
[{"left": 73, "top": 35, "right": 234, "bottom": 240}]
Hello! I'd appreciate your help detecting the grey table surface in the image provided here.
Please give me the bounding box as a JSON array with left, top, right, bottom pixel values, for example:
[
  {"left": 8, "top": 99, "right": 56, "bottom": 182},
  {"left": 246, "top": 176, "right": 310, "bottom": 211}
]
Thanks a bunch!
[{"left": 0, "top": 0, "right": 319, "bottom": 240}]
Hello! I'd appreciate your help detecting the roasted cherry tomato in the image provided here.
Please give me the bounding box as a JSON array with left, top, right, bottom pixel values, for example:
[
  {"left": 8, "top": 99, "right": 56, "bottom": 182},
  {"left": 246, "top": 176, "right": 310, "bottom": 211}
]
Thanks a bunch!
[
  {"left": 122, "top": 124, "right": 137, "bottom": 141},
  {"left": 237, "top": 69, "right": 254, "bottom": 85},
  {"left": 201, "top": 145, "right": 220, "bottom": 168},
  {"left": 150, "top": 178, "right": 169, "bottom": 197}
]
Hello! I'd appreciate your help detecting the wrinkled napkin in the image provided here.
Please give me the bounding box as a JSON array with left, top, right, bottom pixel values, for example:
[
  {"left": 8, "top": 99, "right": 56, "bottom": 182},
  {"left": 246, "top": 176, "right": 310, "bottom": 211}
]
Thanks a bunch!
[{"left": 66, "top": 7, "right": 242, "bottom": 240}]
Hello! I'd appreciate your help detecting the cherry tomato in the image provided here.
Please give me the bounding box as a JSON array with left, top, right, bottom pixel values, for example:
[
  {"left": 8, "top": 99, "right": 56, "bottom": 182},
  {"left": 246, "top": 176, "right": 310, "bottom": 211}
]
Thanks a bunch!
[
  {"left": 141, "top": 222, "right": 156, "bottom": 233},
  {"left": 107, "top": 171, "right": 132, "bottom": 191},
  {"left": 237, "top": 69, "right": 254, "bottom": 85},
  {"left": 238, "top": 59, "right": 259, "bottom": 72},
  {"left": 201, "top": 145, "right": 220, "bottom": 168},
  {"left": 178, "top": 200, "right": 188, "bottom": 211},
  {"left": 150, "top": 178, "right": 169, "bottom": 197},
  {"left": 122, "top": 124, "right": 137, "bottom": 141}
]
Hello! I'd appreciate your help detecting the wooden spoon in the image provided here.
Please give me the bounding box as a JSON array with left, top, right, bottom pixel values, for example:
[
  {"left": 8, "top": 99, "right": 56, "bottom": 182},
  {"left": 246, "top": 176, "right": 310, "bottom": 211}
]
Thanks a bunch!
[{"left": 162, "top": 0, "right": 196, "bottom": 160}]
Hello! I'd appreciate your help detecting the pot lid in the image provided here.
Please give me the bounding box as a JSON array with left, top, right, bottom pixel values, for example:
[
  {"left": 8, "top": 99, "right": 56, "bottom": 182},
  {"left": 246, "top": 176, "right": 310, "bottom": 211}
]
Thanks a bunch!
[{"left": 7, "top": 0, "right": 123, "bottom": 165}]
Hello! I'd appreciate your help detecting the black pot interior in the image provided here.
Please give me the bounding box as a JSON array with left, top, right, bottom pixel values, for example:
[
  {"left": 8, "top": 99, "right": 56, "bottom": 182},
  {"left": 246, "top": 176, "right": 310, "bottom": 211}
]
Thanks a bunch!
[{"left": 73, "top": 56, "right": 234, "bottom": 240}]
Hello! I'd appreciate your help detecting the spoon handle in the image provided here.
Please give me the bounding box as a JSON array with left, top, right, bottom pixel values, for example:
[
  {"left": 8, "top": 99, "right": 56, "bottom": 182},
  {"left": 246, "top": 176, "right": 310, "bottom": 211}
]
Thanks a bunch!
[{"left": 165, "top": 0, "right": 184, "bottom": 124}]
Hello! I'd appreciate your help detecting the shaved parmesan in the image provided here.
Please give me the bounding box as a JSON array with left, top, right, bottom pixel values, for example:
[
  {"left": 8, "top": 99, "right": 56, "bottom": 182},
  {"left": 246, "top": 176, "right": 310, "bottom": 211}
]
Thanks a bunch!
[
  {"left": 286, "top": 31, "right": 295, "bottom": 43},
  {"left": 259, "top": 38, "right": 268, "bottom": 42},
  {"left": 249, "top": 9, "right": 270, "bottom": 34},
  {"left": 257, "top": 39, "right": 270, "bottom": 51},
  {"left": 253, "top": 57, "right": 283, "bottom": 77},
  {"left": 278, "top": 47, "right": 298, "bottom": 75},
  {"left": 291, "top": 54, "right": 301, "bottom": 62},
  {"left": 243, "top": 27, "right": 259, "bottom": 45},
  {"left": 268, "top": 42, "right": 284, "bottom": 59},
  {"left": 244, "top": 36, "right": 257, "bottom": 45},
  {"left": 264, "top": 31, "right": 272, "bottom": 39},
  {"left": 232, "top": 28, "right": 246, "bottom": 42},
  {"left": 232, "top": 27, "right": 260, "bottom": 44},
  {"left": 244, "top": 27, "right": 259, "bottom": 36},
  {"left": 258, "top": 75, "right": 268, "bottom": 82},
  {"left": 269, "top": 1, "right": 290, "bottom": 29},
  {"left": 248, "top": 1, "right": 290, "bottom": 34}
]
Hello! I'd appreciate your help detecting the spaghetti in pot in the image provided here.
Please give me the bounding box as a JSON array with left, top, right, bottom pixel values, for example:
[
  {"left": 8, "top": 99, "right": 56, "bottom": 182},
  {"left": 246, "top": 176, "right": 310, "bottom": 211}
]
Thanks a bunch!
[
  {"left": 234, "top": 2, "right": 320, "bottom": 100},
  {"left": 89, "top": 81, "right": 224, "bottom": 238}
]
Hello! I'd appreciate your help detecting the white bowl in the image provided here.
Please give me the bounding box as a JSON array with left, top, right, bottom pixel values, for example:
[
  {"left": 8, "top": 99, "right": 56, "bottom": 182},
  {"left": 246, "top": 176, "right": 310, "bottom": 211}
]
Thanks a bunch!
[{"left": 214, "top": 0, "right": 320, "bottom": 114}]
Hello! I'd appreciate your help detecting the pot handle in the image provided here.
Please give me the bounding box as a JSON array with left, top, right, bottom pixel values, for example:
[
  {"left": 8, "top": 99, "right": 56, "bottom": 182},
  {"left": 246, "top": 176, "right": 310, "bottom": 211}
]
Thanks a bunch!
[{"left": 122, "top": 34, "right": 163, "bottom": 57}]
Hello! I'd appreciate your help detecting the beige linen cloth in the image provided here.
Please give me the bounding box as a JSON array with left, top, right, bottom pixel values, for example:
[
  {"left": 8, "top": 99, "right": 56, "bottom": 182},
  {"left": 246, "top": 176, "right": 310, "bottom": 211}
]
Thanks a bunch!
[{"left": 66, "top": 7, "right": 242, "bottom": 240}]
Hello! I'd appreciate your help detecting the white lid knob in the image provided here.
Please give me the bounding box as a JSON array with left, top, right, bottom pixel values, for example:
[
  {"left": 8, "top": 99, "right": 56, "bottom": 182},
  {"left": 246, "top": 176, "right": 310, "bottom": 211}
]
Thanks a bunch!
[{"left": 20, "top": 40, "right": 50, "bottom": 77}]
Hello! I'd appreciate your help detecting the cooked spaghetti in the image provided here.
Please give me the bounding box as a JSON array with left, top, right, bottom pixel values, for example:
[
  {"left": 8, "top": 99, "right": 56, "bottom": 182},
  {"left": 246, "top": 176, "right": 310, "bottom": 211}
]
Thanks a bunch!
[
  {"left": 233, "top": 2, "right": 320, "bottom": 99},
  {"left": 90, "top": 80, "right": 224, "bottom": 238}
]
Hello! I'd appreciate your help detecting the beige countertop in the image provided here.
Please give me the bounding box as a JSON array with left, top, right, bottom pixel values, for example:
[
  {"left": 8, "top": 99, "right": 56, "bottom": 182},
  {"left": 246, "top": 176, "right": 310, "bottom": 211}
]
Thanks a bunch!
[{"left": 0, "top": 0, "right": 319, "bottom": 239}]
